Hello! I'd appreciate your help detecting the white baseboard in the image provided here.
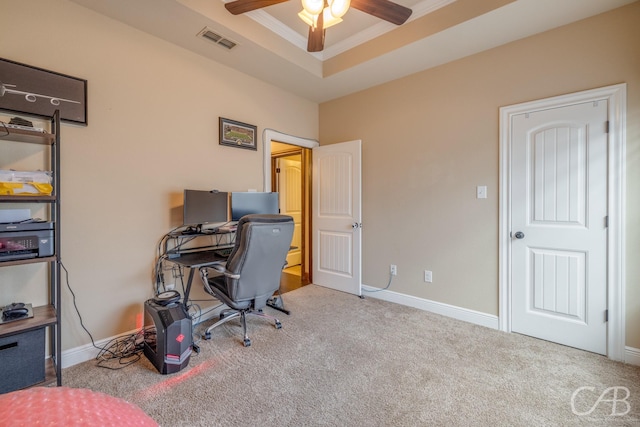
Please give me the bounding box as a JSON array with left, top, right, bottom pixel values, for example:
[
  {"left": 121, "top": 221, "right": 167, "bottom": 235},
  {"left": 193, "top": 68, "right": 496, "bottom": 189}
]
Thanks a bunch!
[
  {"left": 625, "top": 346, "right": 640, "bottom": 366},
  {"left": 61, "top": 329, "right": 139, "bottom": 369},
  {"left": 62, "top": 308, "right": 220, "bottom": 369},
  {"left": 361, "top": 284, "right": 640, "bottom": 366},
  {"left": 361, "top": 284, "right": 500, "bottom": 330}
]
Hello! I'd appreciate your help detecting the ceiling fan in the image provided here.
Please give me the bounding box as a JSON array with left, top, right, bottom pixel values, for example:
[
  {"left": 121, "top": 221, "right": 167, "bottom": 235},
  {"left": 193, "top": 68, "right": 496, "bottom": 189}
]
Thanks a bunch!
[{"left": 224, "top": 0, "right": 413, "bottom": 52}]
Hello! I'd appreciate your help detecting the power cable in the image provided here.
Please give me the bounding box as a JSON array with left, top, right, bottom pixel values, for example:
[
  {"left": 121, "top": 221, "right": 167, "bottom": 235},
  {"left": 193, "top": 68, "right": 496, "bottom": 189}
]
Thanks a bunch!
[
  {"left": 362, "top": 272, "right": 394, "bottom": 293},
  {"left": 61, "top": 261, "right": 145, "bottom": 370}
]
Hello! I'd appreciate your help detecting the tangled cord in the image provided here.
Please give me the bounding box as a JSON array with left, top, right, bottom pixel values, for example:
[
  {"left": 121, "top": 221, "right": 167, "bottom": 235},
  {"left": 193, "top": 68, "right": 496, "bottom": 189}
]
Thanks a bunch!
[
  {"left": 62, "top": 261, "right": 148, "bottom": 370},
  {"left": 95, "top": 329, "right": 147, "bottom": 370}
]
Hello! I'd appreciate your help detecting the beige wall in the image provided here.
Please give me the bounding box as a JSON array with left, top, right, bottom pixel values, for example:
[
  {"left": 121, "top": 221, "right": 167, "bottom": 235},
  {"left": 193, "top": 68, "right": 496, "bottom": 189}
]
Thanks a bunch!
[
  {"left": 0, "top": 0, "right": 318, "bottom": 351},
  {"left": 2, "top": 0, "right": 638, "bottom": 357},
  {"left": 320, "top": 3, "right": 640, "bottom": 348}
]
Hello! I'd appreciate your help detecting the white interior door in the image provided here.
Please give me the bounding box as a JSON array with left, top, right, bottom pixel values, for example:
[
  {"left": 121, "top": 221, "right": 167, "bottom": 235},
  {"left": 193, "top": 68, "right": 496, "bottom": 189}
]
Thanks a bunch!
[
  {"left": 278, "top": 155, "right": 302, "bottom": 267},
  {"left": 312, "top": 140, "right": 362, "bottom": 296},
  {"left": 510, "top": 100, "right": 608, "bottom": 355}
]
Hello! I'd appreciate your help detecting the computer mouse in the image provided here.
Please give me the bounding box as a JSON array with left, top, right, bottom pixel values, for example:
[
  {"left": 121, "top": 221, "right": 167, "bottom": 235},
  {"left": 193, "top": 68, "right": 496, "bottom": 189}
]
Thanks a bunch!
[
  {"left": 6, "top": 302, "right": 25, "bottom": 310},
  {"left": 2, "top": 303, "right": 29, "bottom": 319}
]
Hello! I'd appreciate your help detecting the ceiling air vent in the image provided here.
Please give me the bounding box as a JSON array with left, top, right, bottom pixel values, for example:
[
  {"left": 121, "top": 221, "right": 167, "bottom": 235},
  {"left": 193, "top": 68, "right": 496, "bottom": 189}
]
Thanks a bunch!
[{"left": 198, "top": 27, "right": 238, "bottom": 50}]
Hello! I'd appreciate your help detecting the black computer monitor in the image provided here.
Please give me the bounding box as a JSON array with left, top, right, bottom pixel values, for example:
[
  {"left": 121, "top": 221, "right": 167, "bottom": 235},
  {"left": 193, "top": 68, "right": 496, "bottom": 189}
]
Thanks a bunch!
[
  {"left": 230, "top": 192, "right": 279, "bottom": 221},
  {"left": 182, "top": 190, "right": 228, "bottom": 232}
]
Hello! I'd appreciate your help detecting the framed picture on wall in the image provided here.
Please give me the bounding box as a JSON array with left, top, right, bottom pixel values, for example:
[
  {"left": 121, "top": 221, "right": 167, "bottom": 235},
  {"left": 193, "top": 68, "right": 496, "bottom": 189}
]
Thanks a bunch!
[
  {"left": 219, "top": 117, "right": 257, "bottom": 150},
  {"left": 0, "top": 58, "right": 87, "bottom": 125}
]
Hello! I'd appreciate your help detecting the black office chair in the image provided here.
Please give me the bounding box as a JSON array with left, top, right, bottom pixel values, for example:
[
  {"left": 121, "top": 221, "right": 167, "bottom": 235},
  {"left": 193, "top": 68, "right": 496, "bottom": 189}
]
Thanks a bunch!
[{"left": 199, "top": 214, "right": 294, "bottom": 347}]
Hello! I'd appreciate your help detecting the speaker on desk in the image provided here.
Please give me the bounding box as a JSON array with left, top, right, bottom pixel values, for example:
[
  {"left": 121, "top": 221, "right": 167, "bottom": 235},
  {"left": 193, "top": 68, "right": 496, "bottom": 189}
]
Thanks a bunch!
[{"left": 143, "top": 298, "right": 192, "bottom": 374}]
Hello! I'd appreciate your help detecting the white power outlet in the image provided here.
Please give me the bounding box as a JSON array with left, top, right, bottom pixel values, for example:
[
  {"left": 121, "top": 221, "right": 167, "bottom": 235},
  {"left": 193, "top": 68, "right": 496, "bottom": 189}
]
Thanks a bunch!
[
  {"left": 390, "top": 264, "right": 397, "bottom": 276},
  {"left": 424, "top": 270, "right": 433, "bottom": 283}
]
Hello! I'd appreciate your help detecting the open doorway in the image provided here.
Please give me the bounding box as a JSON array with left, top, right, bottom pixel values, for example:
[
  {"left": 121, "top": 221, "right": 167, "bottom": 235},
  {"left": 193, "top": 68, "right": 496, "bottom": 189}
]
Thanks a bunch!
[
  {"left": 271, "top": 141, "right": 311, "bottom": 292},
  {"left": 262, "top": 129, "right": 318, "bottom": 292}
]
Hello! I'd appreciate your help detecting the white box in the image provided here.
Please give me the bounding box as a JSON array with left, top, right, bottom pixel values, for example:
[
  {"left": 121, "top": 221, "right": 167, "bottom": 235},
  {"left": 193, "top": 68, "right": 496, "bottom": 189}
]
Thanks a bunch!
[
  {"left": 0, "top": 170, "right": 53, "bottom": 196},
  {"left": 0, "top": 209, "right": 31, "bottom": 223}
]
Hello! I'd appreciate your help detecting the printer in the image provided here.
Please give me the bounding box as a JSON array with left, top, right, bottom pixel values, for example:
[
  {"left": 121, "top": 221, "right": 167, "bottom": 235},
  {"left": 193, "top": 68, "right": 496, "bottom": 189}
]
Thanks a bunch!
[{"left": 0, "top": 222, "right": 54, "bottom": 261}]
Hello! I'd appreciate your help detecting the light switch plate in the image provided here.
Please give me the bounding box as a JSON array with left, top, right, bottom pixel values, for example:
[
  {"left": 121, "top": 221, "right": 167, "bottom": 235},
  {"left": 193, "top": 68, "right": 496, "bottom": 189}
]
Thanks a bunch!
[{"left": 477, "top": 186, "right": 487, "bottom": 199}]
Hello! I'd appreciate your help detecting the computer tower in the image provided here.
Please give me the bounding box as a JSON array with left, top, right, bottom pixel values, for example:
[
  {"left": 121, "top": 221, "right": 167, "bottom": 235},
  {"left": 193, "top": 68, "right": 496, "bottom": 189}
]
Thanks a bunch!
[{"left": 143, "top": 298, "right": 192, "bottom": 374}]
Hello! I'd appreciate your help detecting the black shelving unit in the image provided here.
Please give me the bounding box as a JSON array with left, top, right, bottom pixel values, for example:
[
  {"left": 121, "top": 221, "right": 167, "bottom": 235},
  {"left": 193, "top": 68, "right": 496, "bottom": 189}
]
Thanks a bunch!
[{"left": 0, "top": 111, "right": 61, "bottom": 391}]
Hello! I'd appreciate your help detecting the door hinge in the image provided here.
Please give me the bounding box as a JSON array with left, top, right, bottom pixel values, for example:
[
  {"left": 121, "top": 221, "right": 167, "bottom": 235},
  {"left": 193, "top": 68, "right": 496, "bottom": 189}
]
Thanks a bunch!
[
  {"left": 605, "top": 216, "right": 608, "bottom": 228},
  {"left": 276, "top": 167, "right": 281, "bottom": 173},
  {"left": 605, "top": 121, "right": 609, "bottom": 133},
  {"left": 605, "top": 309, "right": 608, "bottom": 322}
]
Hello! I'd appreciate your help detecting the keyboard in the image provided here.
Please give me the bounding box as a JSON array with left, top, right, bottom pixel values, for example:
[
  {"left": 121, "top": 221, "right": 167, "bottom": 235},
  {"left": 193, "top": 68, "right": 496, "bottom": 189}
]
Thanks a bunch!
[{"left": 214, "top": 247, "right": 233, "bottom": 258}]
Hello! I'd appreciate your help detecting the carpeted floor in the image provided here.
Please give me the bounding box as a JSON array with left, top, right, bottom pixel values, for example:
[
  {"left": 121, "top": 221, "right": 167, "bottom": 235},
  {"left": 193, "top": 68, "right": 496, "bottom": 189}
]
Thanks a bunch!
[{"left": 63, "top": 285, "right": 640, "bottom": 426}]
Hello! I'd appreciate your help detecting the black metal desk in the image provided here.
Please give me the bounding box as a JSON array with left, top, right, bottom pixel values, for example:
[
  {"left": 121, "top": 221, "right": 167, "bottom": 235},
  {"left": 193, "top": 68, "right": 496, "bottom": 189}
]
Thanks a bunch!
[{"left": 167, "top": 250, "right": 227, "bottom": 304}]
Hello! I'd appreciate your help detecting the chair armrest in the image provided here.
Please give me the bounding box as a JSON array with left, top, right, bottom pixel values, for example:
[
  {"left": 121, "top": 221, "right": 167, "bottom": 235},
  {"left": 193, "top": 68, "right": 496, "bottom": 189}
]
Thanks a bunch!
[
  {"left": 199, "top": 267, "right": 216, "bottom": 296},
  {"left": 210, "top": 264, "right": 226, "bottom": 274},
  {"left": 204, "top": 264, "right": 241, "bottom": 280},
  {"left": 200, "top": 266, "right": 241, "bottom": 298}
]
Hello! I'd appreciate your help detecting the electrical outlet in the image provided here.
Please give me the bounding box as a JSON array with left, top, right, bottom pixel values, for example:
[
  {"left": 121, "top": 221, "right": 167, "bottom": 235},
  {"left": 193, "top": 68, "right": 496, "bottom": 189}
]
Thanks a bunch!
[
  {"left": 424, "top": 270, "right": 433, "bottom": 283},
  {"left": 390, "top": 264, "right": 397, "bottom": 276}
]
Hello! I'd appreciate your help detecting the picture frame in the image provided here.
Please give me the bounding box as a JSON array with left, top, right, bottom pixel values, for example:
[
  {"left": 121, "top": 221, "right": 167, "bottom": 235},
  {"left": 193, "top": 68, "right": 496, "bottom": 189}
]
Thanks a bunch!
[
  {"left": 0, "top": 58, "right": 87, "bottom": 125},
  {"left": 219, "top": 117, "right": 257, "bottom": 150}
]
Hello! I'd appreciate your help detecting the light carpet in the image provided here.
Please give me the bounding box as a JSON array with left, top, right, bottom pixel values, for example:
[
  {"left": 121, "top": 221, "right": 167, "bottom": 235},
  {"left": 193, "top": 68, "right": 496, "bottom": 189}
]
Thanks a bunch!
[{"left": 63, "top": 284, "right": 640, "bottom": 426}]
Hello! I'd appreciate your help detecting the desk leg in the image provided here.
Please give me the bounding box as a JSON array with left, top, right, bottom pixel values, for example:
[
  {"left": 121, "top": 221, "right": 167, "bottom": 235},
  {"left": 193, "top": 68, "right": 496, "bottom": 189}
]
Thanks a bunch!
[
  {"left": 182, "top": 268, "right": 202, "bottom": 353},
  {"left": 184, "top": 268, "right": 196, "bottom": 306},
  {"left": 267, "top": 291, "right": 290, "bottom": 315}
]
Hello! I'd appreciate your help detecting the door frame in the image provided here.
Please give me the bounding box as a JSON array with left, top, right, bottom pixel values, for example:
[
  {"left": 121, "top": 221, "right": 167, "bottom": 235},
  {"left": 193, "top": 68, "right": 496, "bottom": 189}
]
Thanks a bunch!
[
  {"left": 272, "top": 150, "right": 305, "bottom": 276},
  {"left": 498, "top": 84, "right": 627, "bottom": 361},
  {"left": 262, "top": 129, "right": 318, "bottom": 190},
  {"left": 263, "top": 129, "right": 319, "bottom": 283}
]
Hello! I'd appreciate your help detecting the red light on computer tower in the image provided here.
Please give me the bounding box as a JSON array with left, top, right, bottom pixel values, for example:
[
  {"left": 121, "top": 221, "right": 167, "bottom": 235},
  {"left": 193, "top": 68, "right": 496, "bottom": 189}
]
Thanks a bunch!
[
  {"left": 175, "top": 333, "right": 185, "bottom": 343},
  {"left": 136, "top": 312, "right": 144, "bottom": 330}
]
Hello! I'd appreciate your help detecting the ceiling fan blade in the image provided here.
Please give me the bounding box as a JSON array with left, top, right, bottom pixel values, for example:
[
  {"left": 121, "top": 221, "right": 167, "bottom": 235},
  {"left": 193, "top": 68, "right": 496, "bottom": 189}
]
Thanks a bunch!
[
  {"left": 350, "top": 0, "right": 412, "bottom": 25},
  {"left": 307, "top": 13, "right": 325, "bottom": 52},
  {"left": 224, "top": 0, "right": 290, "bottom": 15}
]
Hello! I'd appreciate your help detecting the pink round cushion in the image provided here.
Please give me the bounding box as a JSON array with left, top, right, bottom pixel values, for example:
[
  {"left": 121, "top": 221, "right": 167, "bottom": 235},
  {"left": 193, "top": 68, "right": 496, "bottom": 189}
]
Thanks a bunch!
[{"left": 0, "top": 386, "right": 158, "bottom": 426}]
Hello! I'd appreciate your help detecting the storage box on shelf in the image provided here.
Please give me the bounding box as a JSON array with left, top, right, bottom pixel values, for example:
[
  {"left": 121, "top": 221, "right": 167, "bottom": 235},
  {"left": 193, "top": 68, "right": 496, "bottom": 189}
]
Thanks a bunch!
[{"left": 0, "top": 169, "right": 53, "bottom": 196}]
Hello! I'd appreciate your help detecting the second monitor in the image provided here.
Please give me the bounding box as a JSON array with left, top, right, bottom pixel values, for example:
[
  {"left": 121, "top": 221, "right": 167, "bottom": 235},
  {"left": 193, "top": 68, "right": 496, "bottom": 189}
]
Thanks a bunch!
[{"left": 231, "top": 192, "right": 279, "bottom": 221}]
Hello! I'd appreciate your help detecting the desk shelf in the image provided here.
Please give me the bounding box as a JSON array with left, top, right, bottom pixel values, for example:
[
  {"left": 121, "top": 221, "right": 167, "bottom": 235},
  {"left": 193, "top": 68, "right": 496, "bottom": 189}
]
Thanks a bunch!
[{"left": 157, "top": 229, "right": 236, "bottom": 310}]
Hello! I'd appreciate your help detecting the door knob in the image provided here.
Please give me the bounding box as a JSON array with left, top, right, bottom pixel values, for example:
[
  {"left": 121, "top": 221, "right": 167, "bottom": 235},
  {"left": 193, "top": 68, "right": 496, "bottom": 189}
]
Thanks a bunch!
[
  {"left": 352, "top": 222, "right": 362, "bottom": 229},
  {"left": 514, "top": 231, "right": 525, "bottom": 239}
]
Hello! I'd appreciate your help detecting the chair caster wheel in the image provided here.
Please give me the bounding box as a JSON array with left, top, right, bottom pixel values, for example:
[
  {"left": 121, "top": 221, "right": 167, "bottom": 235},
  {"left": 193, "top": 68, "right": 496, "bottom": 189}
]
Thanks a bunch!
[
  {"left": 243, "top": 338, "right": 251, "bottom": 347},
  {"left": 275, "top": 321, "right": 282, "bottom": 329},
  {"left": 204, "top": 332, "right": 212, "bottom": 340}
]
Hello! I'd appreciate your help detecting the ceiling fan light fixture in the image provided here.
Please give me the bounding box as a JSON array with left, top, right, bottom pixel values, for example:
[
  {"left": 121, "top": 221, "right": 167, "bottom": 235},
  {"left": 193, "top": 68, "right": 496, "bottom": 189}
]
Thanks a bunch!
[
  {"left": 224, "top": 0, "right": 412, "bottom": 53},
  {"left": 298, "top": 7, "right": 343, "bottom": 29},
  {"left": 298, "top": 9, "right": 318, "bottom": 27},
  {"left": 301, "top": 0, "right": 324, "bottom": 15},
  {"left": 322, "top": 8, "right": 343, "bottom": 28},
  {"left": 328, "top": 0, "right": 350, "bottom": 19}
]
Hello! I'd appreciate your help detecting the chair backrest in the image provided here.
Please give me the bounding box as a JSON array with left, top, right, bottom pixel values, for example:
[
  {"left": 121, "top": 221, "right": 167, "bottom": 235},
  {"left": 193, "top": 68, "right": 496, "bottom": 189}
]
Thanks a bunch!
[{"left": 224, "top": 214, "right": 294, "bottom": 308}]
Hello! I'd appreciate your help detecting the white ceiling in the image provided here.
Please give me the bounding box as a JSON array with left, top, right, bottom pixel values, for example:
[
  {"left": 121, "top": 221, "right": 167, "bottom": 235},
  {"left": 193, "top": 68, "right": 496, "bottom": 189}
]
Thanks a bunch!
[{"left": 69, "top": 0, "right": 634, "bottom": 103}]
